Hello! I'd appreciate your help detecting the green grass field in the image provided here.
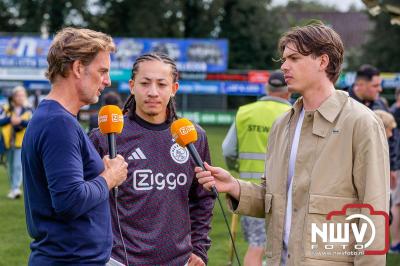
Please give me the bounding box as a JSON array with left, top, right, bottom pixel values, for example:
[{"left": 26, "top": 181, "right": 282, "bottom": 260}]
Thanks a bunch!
[{"left": 0, "top": 125, "right": 399, "bottom": 265}]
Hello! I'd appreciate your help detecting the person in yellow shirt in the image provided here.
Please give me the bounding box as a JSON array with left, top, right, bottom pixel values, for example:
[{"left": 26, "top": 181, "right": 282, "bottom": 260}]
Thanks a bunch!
[{"left": 0, "top": 86, "right": 33, "bottom": 199}]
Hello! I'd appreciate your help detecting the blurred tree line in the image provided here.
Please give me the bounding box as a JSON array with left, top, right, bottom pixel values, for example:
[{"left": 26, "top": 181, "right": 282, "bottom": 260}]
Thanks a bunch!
[{"left": 0, "top": 0, "right": 399, "bottom": 71}]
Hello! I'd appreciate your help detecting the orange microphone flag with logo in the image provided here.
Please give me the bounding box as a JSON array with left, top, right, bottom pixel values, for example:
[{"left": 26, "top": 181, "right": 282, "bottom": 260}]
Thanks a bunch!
[
  {"left": 98, "top": 105, "right": 124, "bottom": 134},
  {"left": 170, "top": 118, "right": 197, "bottom": 147}
]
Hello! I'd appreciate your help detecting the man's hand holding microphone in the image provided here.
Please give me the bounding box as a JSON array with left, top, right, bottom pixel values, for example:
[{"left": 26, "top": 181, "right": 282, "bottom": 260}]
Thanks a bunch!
[
  {"left": 101, "top": 155, "right": 127, "bottom": 190},
  {"left": 194, "top": 162, "right": 240, "bottom": 200},
  {"left": 170, "top": 117, "right": 240, "bottom": 200},
  {"left": 98, "top": 105, "right": 128, "bottom": 190}
]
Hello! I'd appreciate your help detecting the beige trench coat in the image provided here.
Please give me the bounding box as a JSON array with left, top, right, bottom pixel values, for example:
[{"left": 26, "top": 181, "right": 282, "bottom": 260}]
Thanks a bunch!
[{"left": 228, "top": 90, "right": 389, "bottom": 266}]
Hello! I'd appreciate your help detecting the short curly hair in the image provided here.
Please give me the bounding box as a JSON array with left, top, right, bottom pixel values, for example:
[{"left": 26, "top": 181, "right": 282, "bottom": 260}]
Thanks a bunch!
[{"left": 46, "top": 27, "right": 116, "bottom": 83}]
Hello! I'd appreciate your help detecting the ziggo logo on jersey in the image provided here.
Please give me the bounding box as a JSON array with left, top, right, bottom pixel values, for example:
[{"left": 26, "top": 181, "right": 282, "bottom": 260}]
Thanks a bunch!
[{"left": 133, "top": 169, "right": 187, "bottom": 190}]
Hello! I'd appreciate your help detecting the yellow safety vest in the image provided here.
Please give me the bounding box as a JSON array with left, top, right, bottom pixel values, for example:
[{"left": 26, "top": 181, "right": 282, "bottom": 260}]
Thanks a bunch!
[{"left": 236, "top": 99, "right": 291, "bottom": 183}]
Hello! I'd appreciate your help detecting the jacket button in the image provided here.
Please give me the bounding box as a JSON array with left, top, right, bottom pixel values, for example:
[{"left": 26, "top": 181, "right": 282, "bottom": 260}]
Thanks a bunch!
[{"left": 294, "top": 208, "right": 298, "bottom": 212}]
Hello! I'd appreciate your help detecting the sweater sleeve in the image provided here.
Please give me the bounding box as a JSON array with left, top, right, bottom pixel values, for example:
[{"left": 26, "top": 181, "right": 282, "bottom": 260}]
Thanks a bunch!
[
  {"left": 88, "top": 128, "right": 106, "bottom": 157},
  {"left": 41, "top": 117, "right": 109, "bottom": 220},
  {"left": 189, "top": 128, "right": 215, "bottom": 264}
]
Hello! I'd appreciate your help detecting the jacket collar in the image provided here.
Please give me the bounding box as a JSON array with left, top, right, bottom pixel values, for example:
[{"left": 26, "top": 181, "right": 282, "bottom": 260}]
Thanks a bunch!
[
  {"left": 316, "top": 90, "right": 348, "bottom": 123},
  {"left": 289, "top": 90, "right": 349, "bottom": 137},
  {"left": 291, "top": 90, "right": 348, "bottom": 122}
]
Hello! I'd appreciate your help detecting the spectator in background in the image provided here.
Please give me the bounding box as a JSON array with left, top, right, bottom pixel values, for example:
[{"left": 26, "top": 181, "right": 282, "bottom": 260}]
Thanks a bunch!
[
  {"left": 0, "top": 105, "right": 7, "bottom": 165},
  {"left": 381, "top": 97, "right": 390, "bottom": 110},
  {"left": 0, "top": 86, "right": 32, "bottom": 199},
  {"left": 390, "top": 88, "right": 400, "bottom": 254},
  {"left": 27, "top": 89, "right": 47, "bottom": 109},
  {"left": 374, "top": 110, "right": 397, "bottom": 139},
  {"left": 349, "top": 64, "right": 399, "bottom": 188},
  {"left": 390, "top": 87, "right": 400, "bottom": 129},
  {"left": 222, "top": 70, "right": 291, "bottom": 266},
  {"left": 373, "top": 110, "right": 400, "bottom": 253},
  {"left": 88, "top": 91, "right": 122, "bottom": 132},
  {"left": 349, "top": 64, "right": 386, "bottom": 110}
]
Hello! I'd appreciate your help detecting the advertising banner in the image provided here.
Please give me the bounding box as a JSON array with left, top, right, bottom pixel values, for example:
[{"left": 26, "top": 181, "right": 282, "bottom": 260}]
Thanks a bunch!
[{"left": 0, "top": 36, "right": 228, "bottom": 72}]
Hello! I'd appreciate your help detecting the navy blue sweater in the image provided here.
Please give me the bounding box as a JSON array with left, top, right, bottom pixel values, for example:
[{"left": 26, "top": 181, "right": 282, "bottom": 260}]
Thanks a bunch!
[{"left": 22, "top": 100, "right": 111, "bottom": 265}]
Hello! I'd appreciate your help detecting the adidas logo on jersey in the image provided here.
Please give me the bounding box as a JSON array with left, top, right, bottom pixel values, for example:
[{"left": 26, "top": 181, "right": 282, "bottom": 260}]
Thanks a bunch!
[{"left": 128, "top": 148, "right": 147, "bottom": 160}]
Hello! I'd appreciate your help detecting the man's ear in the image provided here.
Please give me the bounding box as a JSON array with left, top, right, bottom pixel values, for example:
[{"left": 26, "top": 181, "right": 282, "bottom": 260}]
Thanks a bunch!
[
  {"left": 319, "top": 54, "right": 329, "bottom": 72},
  {"left": 171, "top": 82, "right": 179, "bottom": 96},
  {"left": 71, "top": 60, "right": 83, "bottom": 78},
  {"left": 128, "top": 79, "right": 135, "bottom": 95}
]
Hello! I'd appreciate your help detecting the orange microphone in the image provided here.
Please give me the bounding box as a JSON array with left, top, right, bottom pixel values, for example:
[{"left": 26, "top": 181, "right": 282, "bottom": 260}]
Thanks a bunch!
[
  {"left": 98, "top": 105, "right": 124, "bottom": 159},
  {"left": 172, "top": 119, "right": 242, "bottom": 264},
  {"left": 171, "top": 118, "right": 218, "bottom": 196}
]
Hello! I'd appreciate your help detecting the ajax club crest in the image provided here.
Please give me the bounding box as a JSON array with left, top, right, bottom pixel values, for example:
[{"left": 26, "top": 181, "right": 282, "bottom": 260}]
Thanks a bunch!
[{"left": 170, "top": 143, "right": 189, "bottom": 164}]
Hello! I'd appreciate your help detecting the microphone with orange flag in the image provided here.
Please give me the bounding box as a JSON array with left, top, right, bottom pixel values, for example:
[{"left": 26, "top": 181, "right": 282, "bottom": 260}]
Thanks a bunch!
[
  {"left": 170, "top": 118, "right": 218, "bottom": 197},
  {"left": 98, "top": 105, "right": 124, "bottom": 159},
  {"left": 98, "top": 105, "right": 128, "bottom": 265},
  {"left": 171, "top": 118, "right": 242, "bottom": 266}
]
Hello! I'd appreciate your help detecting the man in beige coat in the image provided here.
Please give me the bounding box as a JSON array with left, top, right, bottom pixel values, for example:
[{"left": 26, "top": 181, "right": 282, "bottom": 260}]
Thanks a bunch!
[{"left": 195, "top": 22, "right": 389, "bottom": 266}]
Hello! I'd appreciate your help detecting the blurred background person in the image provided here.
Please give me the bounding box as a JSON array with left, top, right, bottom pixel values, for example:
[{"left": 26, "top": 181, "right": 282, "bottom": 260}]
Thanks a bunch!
[
  {"left": 389, "top": 88, "right": 400, "bottom": 254},
  {"left": 27, "top": 89, "right": 46, "bottom": 110},
  {"left": 0, "top": 86, "right": 32, "bottom": 199},
  {"left": 349, "top": 64, "right": 399, "bottom": 190},
  {"left": 390, "top": 88, "right": 400, "bottom": 252},
  {"left": 222, "top": 70, "right": 291, "bottom": 266},
  {"left": 373, "top": 110, "right": 400, "bottom": 253},
  {"left": 349, "top": 64, "right": 385, "bottom": 110},
  {"left": 390, "top": 87, "right": 400, "bottom": 130},
  {"left": 373, "top": 110, "right": 397, "bottom": 146},
  {"left": 88, "top": 91, "right": 122, "bottom": 132},
  {"left": 0, "top": 105, "right": 8, "bottom": 166}
]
